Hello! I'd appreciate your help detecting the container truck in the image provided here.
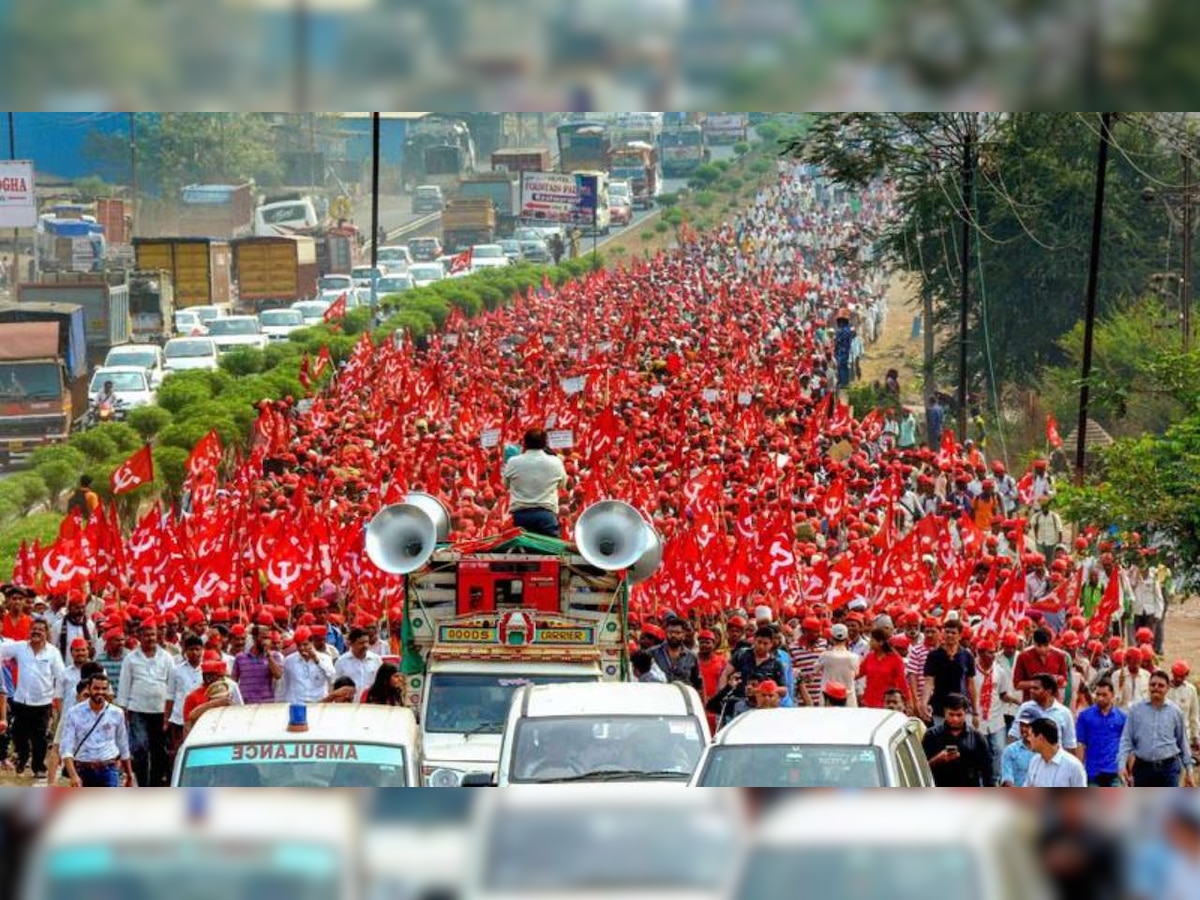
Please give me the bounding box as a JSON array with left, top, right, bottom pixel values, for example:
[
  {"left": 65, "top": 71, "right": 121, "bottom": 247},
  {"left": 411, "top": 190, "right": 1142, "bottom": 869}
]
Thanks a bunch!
[
  {"left": 0, "top": 302, "right": 89, "bottom": 461},
  {"left": 491, "top": 148, "right": 553, "bottom": 175},
  {"left": 16, "top": 280, "right": 130, "bottom": 368},
  {"left": 658, "top": 125, "right": 708, "bottom": 177},
  {"left": 458, "top": 175, "right": 519, "bottom": 237},
  {"left": 702, "top": 112, "right": 748, "bottom": 144},
  {"left": 608, "top": 142, "right": 660, "bottom": 209},
  {"left": 133, "top": 238, "right": 233, "bottom": 310},
  {"left": 441, "top": 198, "right": 496, "bottom": 252},
  {"left": 556, "top": 122, "right": 611, "bottom": 174},
  {"left": 231, "top": 235, "right": 319, "bottom": 312}
]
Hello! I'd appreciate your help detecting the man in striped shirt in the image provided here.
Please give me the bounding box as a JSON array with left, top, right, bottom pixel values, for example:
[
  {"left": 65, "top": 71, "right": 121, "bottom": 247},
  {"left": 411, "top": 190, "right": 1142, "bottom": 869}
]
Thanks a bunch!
[
  {"left": 789, "top": 617, "right": 826, "bottom": 706},
  {"left": 907, "top": 619, "right": 939, "bottom": 721}
]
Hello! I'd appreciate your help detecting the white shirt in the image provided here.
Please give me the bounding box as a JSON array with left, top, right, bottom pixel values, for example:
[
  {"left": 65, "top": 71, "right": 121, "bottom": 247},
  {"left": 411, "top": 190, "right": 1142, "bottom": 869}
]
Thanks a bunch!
[
  {"left": 59, "top": 700, "right": 131, "bottom": 763},
  {"left": 333, "top": 650, "right": 382, "bottom": 700},
  {"left": 502, "top": 450, "right": 567, "bottom": 512},
  {"left": 1024, "top": 747, "right": 1087, "bottom": 787},
  {"left": 57, "top": 663, "right": 88, "bottom": 704},
  {"left": 972, "top": 661, "right": 1014, "bottom": 735},
  {"left": 284, "top": 651, "right": 335, "bottom": 703},
  {"left": 117, "top": 646, "right": 175, "bottom": 714},
  {"left": 0, "top": 639, "right": 65, "bottom": 706},
  {"left": 167, "top": 660, "right": 204, "bottom": 726}
]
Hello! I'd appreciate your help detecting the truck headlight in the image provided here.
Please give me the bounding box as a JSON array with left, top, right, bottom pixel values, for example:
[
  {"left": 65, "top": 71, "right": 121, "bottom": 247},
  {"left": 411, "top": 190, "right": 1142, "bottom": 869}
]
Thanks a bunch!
[{"left": 423, "top": 767, "right": 464, "bottom": 788}]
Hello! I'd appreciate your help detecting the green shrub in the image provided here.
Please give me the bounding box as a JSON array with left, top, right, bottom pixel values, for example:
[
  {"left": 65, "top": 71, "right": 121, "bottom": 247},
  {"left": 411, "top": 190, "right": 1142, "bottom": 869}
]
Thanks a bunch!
[
  {"left": 263, "top": 342, "right": 302, "bottom": 369},
  {"left": 342, "top": 307, "right": 374, "bottom": 336},
  {"left": 386, "top": 309, "right": 436, "bottom": 340},
  {"left": 714, "top": 160, "right": 731, "bottom": 172},
  {"left": 755, "top": 121, "right": 783, "bottom": 143},
  {"left": 654, "top": 220, "right": 669, "bottom": 234},
  {"left": 663, "top": 207, "right": 685, "bottom": 226},
  {"left": 92, "top": 422, "right": 141, "bottom": 454},
  {"left": 0, "top": 483, "right": 26, "bottom": 514},
  {"left": 721, "top": 175, "right": 743, "bottom": 192},
  {"left": 156, "top": 373, "right": 214, "bottom": 414},
  {"left": 0, "top": 497, "right": 18, "bottom": 525},
  {"left": 749, "top": 158, "right": 772, "bottom": 175},
  {"left": 29, "top": 444, "right": 87, "bottom": 473},
  {"left": 125, "top": 405, "right": 173, "bottom": 441},
  {"left": 68, "top": 428, "right": 118, "bottom": 463},
  {"left": 640, "top": 230, "right": 655, "bottom": 243},
  {"left": 153, "top": 446, "right": 190, "bottom": 498},
  {"left": 0, "top": 512, "right": 64, "bottom": 577},
  {"left": 34, "top": 458, "right": 77, "bottom": 509},
  {"left": 693, "top": 191, "right": 717, "bottom": 209},
  {"left": 687, "top": 164, "right": 721, "bottom": 188},
  {"left": 400, "top": 294, "right": 452, "bottom": 328},
  {"left": 6, "top": 472, "right": 49, "bottom": 509},
  {"left": 656, "top": 193, "right": 680, "bottom": 207},
  {"left": 732, "top": 140, "right": 750, "bottom": 156},
  {"left": 219, "top": 347, "right": 266, "bottom": 376}
]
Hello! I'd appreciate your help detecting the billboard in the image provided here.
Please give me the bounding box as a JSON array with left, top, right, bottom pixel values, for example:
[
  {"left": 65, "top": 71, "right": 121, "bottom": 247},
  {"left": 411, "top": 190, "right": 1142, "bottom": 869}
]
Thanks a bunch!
[
  {"left": 520, "top": 171, "right": 599, "bottom": 226},
  {"left": 0, "top": 160, "right": 36, "bottom": 228}
]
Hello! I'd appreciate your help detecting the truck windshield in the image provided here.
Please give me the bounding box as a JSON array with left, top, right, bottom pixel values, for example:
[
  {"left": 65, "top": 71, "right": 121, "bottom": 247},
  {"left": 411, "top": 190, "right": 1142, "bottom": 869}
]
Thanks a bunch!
[
  {"left": 260, "top": 203, "right": 311, "bottom": 225},
  {"left": 423, "top": 674, "right": 598, "bottom": 734},
  {"left": 509, "top": 716, "right": 704, "bottom": 782},
  {"left": 165, "top": 340, "right": 214, "bottom": 359},
  {"left": 39, "top": 843, "right": 342, "bottom": 900},
  {"left": 0, "top": 362, "right": 61, "bottom": 400},
  {"left": 179, "top": 742, "right": 408, "bottom": 787}
]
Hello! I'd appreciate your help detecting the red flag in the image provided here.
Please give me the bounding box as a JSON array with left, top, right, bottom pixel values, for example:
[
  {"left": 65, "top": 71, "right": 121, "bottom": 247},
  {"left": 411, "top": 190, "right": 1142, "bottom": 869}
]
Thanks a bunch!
[
  {"left": 447, "top": 248, "right": 473, "bottom": 274},
  {"left": 186, "top": 430, "right": 222, "bottom": 480},
  {"left": 110, "top": 445, "right": 155, "bottom": 495},
  {"left": 1089, "top": 567, "right": 1123, "bottom": 637},
  {"left": 323, "top": 292, "right": 347, "bottom": 322},
  {"left": 1016, "top": 470, "right": 1035, "bottom": 506},
  {"left": 298, "top": 354, "right": 312, "bottom": 391},
  {"left": 1046, "top": 414, "right": 1063, "bottom": 449},
  {"left": 313, "top": 345, "right": 332, "bottom": 380}
]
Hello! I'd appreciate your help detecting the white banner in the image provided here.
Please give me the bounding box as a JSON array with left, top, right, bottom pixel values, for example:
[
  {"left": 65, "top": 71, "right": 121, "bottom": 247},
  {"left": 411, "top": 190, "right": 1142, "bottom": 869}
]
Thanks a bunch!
[
  {"left": 561, "top": 375, "right": 587, "bottom": 395},
  {"left": 480, "top": 428, "right": 501, "bottom": 449},
  {"left": 547, "top": 429, "right": 575, "bottom": 450},
  {"left": 0, "top": 161, "right": 36, "bottom": 228}
]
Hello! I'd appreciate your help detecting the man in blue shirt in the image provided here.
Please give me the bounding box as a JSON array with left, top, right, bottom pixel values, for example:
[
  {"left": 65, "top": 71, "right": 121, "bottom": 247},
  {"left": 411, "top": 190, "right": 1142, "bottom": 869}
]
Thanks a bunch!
[
  {"left": 1076, "top": 678, "right": 1127, "bottom": 786},
  {"left": 1000, "top": 705, "right": 1041, "bottom": 787}
]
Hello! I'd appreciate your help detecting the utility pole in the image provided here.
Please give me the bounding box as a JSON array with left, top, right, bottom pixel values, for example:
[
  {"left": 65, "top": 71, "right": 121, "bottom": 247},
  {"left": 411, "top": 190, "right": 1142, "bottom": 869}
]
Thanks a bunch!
[
  {"left": 129, "top": 113, "right": 138, "bottom": 236},
  {"left": 1075, "top": 113, "right": 1113, "bottom": 485},
  {"left": 957, "top": 120, "right": 975, "bottom": 439},
  {"left": 1182, "top": 153, "right": 1193, "bottom": 351},
  {"left": 370, "top": 112, "right": 381, "bottom": 274},
  {"left": 8, "top": 112, "right": 17, "bottom": 289}
]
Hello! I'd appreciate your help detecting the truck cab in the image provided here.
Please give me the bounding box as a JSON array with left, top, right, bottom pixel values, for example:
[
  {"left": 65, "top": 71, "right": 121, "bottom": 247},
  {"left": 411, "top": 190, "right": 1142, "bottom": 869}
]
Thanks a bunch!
[{"left": 399, "top": 538, "right": 626, "bottom": 786}]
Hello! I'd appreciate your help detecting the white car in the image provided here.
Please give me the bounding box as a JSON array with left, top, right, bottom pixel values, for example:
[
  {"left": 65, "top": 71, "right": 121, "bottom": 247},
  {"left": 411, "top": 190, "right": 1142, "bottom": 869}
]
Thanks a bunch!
[
  {"left": 352, "top": 265, "right": 385, "bottom": 288},
  {"left": 188, "top": 305, "right": 230, "bottom": 327},
  {"left": 376, "top": 274, "right": 413, "bottom": 296},
  {"left": 466, "top": 788, "right": 745, "bottom": 900},
  {"left": 741, "top": 795, "right": 1054, "bottom": 900},
  {"left": 377, "top": 245, "right": 413, "bottom": 274},
  {"left": 689, "top": 707, "right": 934, "bottom": 787},
  {"left": 469, "top": 244, "right": 511, "bottom": 272},
  {"left": 408, "top": 262, "right": 444, "bottom": 287},
  {"left": 484, "top": 681, "right": 709, "bottom": 786},
  {"left": 103, "top": 344, "right": 166, "bottom": 388},
  {"left": 174, "top": 309, "right": 207, "bottom": 336},
  {"left": 88, "top": 366, "right": 156, "bottom": 409},
  {"left": 318, "top": 287, "right": 372, "bottom": 309},
  {"left": 257, "top": 308, "right": 305, "bottom": 341},
  {"left": 292, "top": 299, "right": 333, "bottom": 326},
  {"left": 205, "top": 315, "right": 269, "bottom": 354},
  {"left": 318, "top": 273, "right": 354, "bottom": 293},
  {"left": 163, "top": 337, "right": 220, "bottom": 372}
]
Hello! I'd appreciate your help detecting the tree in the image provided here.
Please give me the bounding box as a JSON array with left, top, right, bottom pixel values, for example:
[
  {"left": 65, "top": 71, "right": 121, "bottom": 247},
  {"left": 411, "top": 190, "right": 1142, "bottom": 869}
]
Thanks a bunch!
[{"left": 86, "top": 114, "right": 282, "bottom": 195}]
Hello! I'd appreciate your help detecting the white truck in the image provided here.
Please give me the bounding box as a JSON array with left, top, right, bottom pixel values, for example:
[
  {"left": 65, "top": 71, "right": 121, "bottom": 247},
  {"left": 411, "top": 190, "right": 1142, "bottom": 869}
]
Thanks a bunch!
[{"left": 399, "top": 541, "right": 627, "bottom": 787}]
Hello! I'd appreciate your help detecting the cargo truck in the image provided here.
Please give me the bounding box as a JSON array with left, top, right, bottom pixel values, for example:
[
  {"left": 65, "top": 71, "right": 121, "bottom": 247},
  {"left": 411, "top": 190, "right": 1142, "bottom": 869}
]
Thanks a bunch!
[
  {"left": 16, "top": 280, "right": 130, "bottom": 368},
  {"left": 491, "top": 148, "right": 553, "bottom": 176},
  {"left": 608, "top": 142, "right": 660, "bottom": 209},
  {"left": 133, "top": 238, "right": 233, "bottom": 310},
  {"left": 703, "top": 112, "right": 748, "bottom": 144},
  {"left": 231, "top": 235, "right": 319, "bottom": 313},
  {"left": 0, "top": 302, "right": 89, "bottom": 462},
  {"left": 177, "top": 183, "right": 255, "bottom": 239},
  {"left": 556, "top": 122, "right": 611, "bottom": 174},
  {"left": 128, "top": 270, "right": 176, "bottom": 344},
  {"left": 441, "top": 198, "right": 496, "bottom": 252},
  {"left": 458, "top": 175, "right": 519, "bottom": 238}
]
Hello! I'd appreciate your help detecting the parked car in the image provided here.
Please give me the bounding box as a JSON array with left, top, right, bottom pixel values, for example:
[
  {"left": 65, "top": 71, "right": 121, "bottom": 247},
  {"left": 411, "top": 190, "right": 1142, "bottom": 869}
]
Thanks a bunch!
[
  {"left": 318, "top": 274, "right": 354, "bottom": 293},
  {"left": 103, "top": 344, "right": 166, "bottom": 388},
  {"left": 88, "top": 366, "right": 156, "bottom": 409},
  {"left": 480, "top": 682, "right": 708, "bottom": 786},
  {"left": 497, "top": 238, "right": 522, "bottom": 262},
  {"left": 377, "top": 245, "right": 412, "bottom": 274},
  {"left": 174, "top": 309, "right": 207, "bottom": 336},
  {"left": 408, "top": 262, "right": 444, "bottom": 287},
  {"left": 257, "top": 308, "right": 305, "bottom": 341},
  {"left": 518, "top": 239, "right": 551, "bottom": 263},
  {"left": 469, "top": 244, "right": 511, "bottom": 272},
  {"left": 163, "top": 337, "right": 221, "bottom": 372},
  {"left": 206, "top": 316, "right": 269, "bottom": 353},
  {"left": 412, "top": 184, "right": 444, "bottom": 213},
  {"left": 407, "top": 236, "right": 443, "bottom": 261},
  {"left": 318, "top": 287, "right": 371, "bottom": 309},
  {"left": 689, "top": 707, "right": 934, "bottom": 787},
  {"left": 376, "top": 274, "right": 414, "bottom": 296},
  {"left": 292, "top": 299, "right": 333, "bottom": 326}
]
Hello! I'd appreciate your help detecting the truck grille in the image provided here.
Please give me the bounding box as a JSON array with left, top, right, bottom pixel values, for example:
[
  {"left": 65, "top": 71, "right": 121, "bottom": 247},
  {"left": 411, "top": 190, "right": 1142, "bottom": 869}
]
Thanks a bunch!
[{"left": 1, "top": 415, "right": 69, "bottom": 440}]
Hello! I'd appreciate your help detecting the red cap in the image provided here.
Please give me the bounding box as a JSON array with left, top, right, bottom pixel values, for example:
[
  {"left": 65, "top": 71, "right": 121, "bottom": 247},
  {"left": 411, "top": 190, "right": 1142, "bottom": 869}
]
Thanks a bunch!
[
  {"left": 230, "top": 624, "right": 246, "bottom": 637},
  {"left": 69, "top": 638, "right": 89, "bottom": 650},
  {"left": 1172, "top": 660, "right": 1191, "bottom": 678},
  {"left": 1001, "top": 633, "right": 1020, "bottom": 650},
  {"left": 757, "top": 679, "right": 779, "bottom": 695},
  {"left": 293, "top": 626, "right": 312, "bottom": 643},
  {"left": 823, "top": 681, "right": 848, "bottom": 700},
  {"left": 1135, "top": 627, "right": 1155, "bottom": 645},
  {"left": 1125, "top": 647, "right": 1143, "bottom": 663},
  {"left": 697, "top": 630, "right": 715, "bottom": 642},
  {"left": 1059, "top": 630, "right": 1080, "bottom": 648},
  {"left": 976, "top": 639, "right": 996, "bottom": 653},
  {"left": 201, "top": 660, "right": 226, "bottom": 675},
  {"left": 256, "top": 611, "right": 274, "bottom": 627},
  {"left": 891, "top": 634, "right": 911, "bottom": 650},
  {"left": 727, "top": 615, "right": 747, "bottom": 629},
  {"left": 642, "top": 624, "right": 665, "bottom": 641},
  {"left": 802, "top": 616, "right": 821, "bottom": 632},
  {"left": 104, "top": 627, "right": 123, "bottom": 641}
]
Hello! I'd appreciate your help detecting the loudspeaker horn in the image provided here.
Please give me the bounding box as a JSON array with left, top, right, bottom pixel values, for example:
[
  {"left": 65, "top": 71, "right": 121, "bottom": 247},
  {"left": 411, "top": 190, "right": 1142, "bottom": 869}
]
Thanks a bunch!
[
  {"left": 365, "top": 503, "right": 438, "bottom": 575},
  {"left": 574, "top": 500, "right": 649, "bottom": 571},
  {"left": 403, "top": 492, "right": 453, "bottom": 544},
  {"left": 627, "top": 522, "right": 663, "bottom": 586}
]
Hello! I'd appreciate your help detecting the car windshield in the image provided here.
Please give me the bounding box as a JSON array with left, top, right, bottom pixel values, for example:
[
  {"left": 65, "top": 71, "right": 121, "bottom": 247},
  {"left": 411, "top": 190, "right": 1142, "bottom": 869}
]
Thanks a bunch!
[
  {"left": 106, "top": 350, "right": 157, "bottom": 369},
  {"left": 409, "top": 238, "right": 437, "bottom": 250},
  {"left": 192, "top": 308, "right": 220, "bottom": 323},
  {"left": 260, "top": 203, "right": 310, "bottom": 225},
  {"left": 520, "top": 241, "right": 546, "bottom": 253},
  {"left": 376, "top": 277, "right": 411, "bottom": 292},
  {"left": 509, "top": 716, "right": 703, "bottom": 783},
  {"left": 352, "top": 268, "right": 380, "bottom": 280},
  {"left": 369, "top": 789, "right": 473, "bottom": 825},
  {"left": 42, "top": 843, "right": 341, "bottom": 900},
  {"left": 483, "top": 806, "right": 734, "bottom": 891},
  {"left": 408, "top": 265, "right": 441, "bottom": 281},
  {"left": 165, "top": 340, "right": 214, "bottom": 359},
  {"left": 260, "top": 311, "right": 302, "bottom": 327},
  {"left": 318, "top": 276, "right": 352, "bottom": 291},
  {"left": 498, "top": 240, "right": 519, "bottom": 252},
  {"left": 377, "top": 248, "right": 408, "bottom": 263},
  {"left": 697, "top": 744, "right": 883, "bottom": 787},
  {"left": 208, "top": 319, "right": 259, "bottom": 336},
  {"left": 179, "top": 742, "right": 408, "bottom": 787},
  {"left": 472, "top": 246, "right": 503, "bottom": 259},
  {"left": 423, "top": 674, "right": 598, "bottom": 734},
  {"left": 176, "top": 312, "right": 199, "bottom": 326},
  {"left": 736, "top": 848, "right": 978, "bottom": 900},
  {"left": 0, "top": 362, "right": 60, "bottom": 400},
  {"left": 610, "top": 184, "right": 630, "bottom": 198},
  {"left": 91, "top": 371, "right": 147, "bottom": 392},
  {"left": 294, "top": 303, "right": 328, "bottom": 318},
  {"left": 416, "top": 187, "right": 440, "bottom": 198}
]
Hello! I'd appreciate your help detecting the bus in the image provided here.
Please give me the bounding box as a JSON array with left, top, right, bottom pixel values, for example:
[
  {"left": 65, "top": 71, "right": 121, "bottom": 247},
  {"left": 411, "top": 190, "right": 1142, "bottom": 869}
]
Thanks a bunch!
[{"left": 658, "top": 125, "right": 708, "bottom": 177}]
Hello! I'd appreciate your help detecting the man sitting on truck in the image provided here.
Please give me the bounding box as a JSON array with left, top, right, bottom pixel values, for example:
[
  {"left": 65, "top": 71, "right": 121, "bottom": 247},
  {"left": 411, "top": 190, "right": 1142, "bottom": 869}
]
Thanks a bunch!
[{"left": 502, "top": 428, "right": 568, "bottom": 539}]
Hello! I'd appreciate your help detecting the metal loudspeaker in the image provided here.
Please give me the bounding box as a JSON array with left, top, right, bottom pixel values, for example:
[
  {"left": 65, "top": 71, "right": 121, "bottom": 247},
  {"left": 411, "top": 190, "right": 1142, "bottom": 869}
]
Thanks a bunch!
[
  {"left": 627, "top": 522, "right": 663, "bottom": 586},
  {"left": 365, "top": 503, "right": 438, "bottom": 575},
  {"left": 403, "top": 492, "right": 453, "bottom": 544},
  {"left": 574, "top": 500, "right": 650, "bottom": 572}
]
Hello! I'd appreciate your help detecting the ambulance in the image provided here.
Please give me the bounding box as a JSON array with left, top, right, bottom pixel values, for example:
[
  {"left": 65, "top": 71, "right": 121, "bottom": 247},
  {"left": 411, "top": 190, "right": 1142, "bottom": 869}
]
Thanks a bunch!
[{"left": 170, "top": 702, "right": 421, "bottom": 787}]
